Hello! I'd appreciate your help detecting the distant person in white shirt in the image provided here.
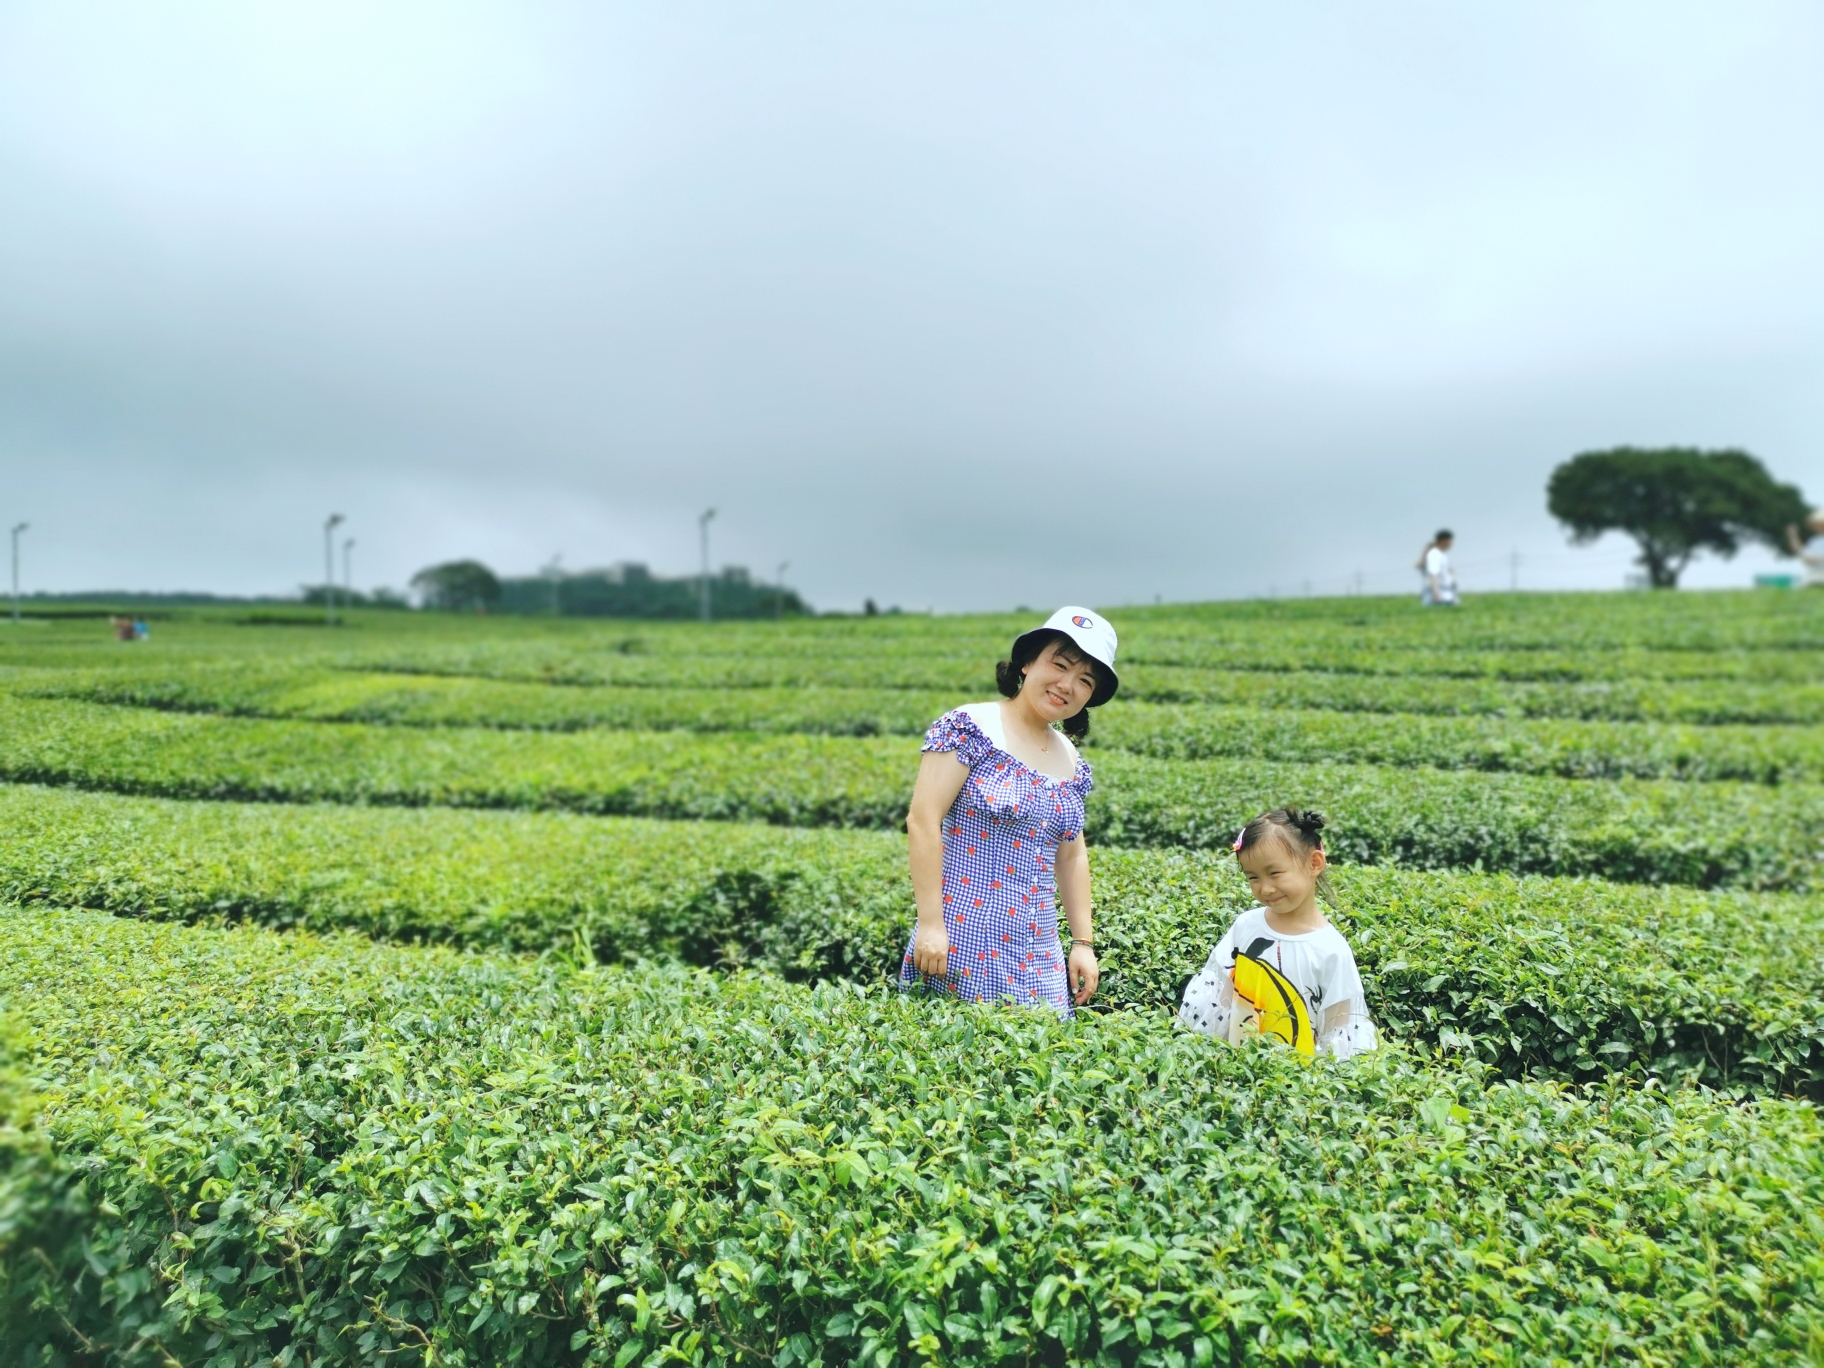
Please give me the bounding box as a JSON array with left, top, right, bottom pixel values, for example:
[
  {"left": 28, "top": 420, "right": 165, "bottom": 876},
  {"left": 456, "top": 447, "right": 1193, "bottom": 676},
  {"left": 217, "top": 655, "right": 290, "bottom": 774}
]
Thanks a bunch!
[
  {"left": 1417, "top": 529, "right": 1457, "bottom": 606},
  {"left": 1786, "top": 513, "right": 1824, "bottom": 588}
]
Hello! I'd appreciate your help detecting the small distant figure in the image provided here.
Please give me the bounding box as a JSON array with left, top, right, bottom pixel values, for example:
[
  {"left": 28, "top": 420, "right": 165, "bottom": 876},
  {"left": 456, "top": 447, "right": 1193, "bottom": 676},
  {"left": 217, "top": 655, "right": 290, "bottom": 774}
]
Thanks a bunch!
[
  {"left": 110, "top": 615, "right": 136, "bottom": 642},
  {"left": 1417, "top": 529, "right": 1458, "bottom": 606},
  {"left": 133, "top": 618, "right": 150, "bottom": 640},
  {"left": 1786, "top": 512, "right": 1824, "bottom": 588}
]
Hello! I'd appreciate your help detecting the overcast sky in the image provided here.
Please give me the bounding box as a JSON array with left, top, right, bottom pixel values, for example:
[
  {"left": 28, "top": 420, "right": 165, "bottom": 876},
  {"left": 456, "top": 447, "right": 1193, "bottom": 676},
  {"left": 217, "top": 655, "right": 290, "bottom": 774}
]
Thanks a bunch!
[{"left": 2, "top": 3, "right": 1820, "bottom": 610}]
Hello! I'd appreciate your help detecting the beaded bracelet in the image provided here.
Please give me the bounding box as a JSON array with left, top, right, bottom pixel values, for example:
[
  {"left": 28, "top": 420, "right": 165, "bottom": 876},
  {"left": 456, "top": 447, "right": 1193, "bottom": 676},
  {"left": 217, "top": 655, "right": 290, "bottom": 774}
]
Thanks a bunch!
[{"left": 1070, "top": 938, "right": 1094, "bottom": 949}]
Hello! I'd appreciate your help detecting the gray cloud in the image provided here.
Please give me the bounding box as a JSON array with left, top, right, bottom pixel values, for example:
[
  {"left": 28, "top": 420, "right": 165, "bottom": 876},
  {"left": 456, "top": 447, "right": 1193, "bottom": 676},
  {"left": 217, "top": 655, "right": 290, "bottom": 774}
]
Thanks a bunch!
[{"left": 3, "top": 2, "right": 1821, "bottom": 609}]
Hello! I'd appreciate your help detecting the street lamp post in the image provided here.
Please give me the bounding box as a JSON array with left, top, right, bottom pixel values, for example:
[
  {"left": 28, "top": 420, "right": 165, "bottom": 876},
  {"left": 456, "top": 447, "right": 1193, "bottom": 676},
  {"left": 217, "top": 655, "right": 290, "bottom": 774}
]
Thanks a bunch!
[
  {"left": 323, "top": 514, "right": 345, "bottom": 626},
  {"left": 699, "top": 508, "right": 716, "bottom": 623},
  {"left": 775, "top": 560, "right": 790, "bottom": 621},
  {"left": 343, "top": 538, "right": 355, "bottom": 611},
  {"left": 9, "top": 522, "right": 26, "bottom": 623}
]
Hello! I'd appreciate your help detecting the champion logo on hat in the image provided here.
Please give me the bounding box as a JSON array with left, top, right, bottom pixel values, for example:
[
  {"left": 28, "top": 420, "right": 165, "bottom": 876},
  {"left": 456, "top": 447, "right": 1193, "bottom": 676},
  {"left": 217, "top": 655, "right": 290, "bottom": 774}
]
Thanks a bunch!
[{"left": 1071, "top": 614, "right": 1093, "bottom": 628}]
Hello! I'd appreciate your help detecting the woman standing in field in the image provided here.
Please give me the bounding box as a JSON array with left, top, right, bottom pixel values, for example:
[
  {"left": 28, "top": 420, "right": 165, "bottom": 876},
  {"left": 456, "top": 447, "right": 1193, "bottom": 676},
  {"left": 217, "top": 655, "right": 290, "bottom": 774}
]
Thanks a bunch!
[{"left": 901, "top": 607, "right": 1118, "bottom": 1015}]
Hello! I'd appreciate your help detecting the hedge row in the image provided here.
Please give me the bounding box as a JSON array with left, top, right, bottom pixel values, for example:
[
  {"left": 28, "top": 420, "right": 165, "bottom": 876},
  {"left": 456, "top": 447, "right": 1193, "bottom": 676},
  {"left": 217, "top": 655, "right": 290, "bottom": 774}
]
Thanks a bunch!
[
  {"left": 1108, "top": 590, "right": 1824, "bottom": 654},
  {"left": 8, "top": 665, "right": 961, "bottom": 739},
  {"left": 308, "top": 593, "right": 1824, "bottom": 676},
  {"left": 17, "top": 666, "right": 1824, "bottom": 783},
  {"left": 286, "top": 659, "right": 1824, "bottom": 725},
  {"left": 5, "top": 588, "right": 1819, "bottom": 669},
  {"left": 4, "top": 784, "right": 1821, "bottom": 1095},
  {"left": 1097, "top": 703, "right": 1823, "bottom": 784},
  {"left": 334, "top": 641, "right": 1824, "bottom": 688},
  {"left": 5, "top": 907, "right": 1822, "bottom": 1367},
  {"left": 0, "top": 782, "right": 909, "bottom": 980},
  {"left": 1121, "top": 667, "right": 1824, "bottom": 726},
  {"left": 17, "top": 642, "right": 1824, "bottom": 724},
  {"left": 1123, "top": 643, "right": 1824, "bottom": 683},
  {"left": 4, "top": 696, "right": 1818, "bottom": 889}
]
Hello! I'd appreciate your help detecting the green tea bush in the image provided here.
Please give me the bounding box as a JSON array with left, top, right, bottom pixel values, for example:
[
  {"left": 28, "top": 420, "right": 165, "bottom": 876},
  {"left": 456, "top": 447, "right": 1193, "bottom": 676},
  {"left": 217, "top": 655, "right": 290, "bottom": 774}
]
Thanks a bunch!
[
  {"left": 1088, "top": 753, "right": 1821, "bottom": 890},
  {"left": 1114, "top": 588, "right": 1824, "bottom": 653},
  {"left": 1122, "top": 642, "right": 1824, "bottom": 682},
  {"left": 0, "top": 1013, "right": 114, "bottom": 1367},
  {"left": 19, "top": 666, "right": 1824, "bottom": 782},
  {"left": 3, "top": 697, "right": 1817, "bottom": 887},
  {"left": 295, "top": 662, "right": 1824, "bottom": 725},
  {"left": 0, "top": 694, "right": 922, "bottom": 828},
  {"left": 6, "top": 908, "right": 1822, "bottom": 1367},
  {"left": 0, "top": 783, "right": 911, "bottom": 983},
  {"left": 11, "top": 665, "right": 959, "bottom": 738},
  {"left": 4, "top": 586, "right": 1818, "bottom": 670},
  {"left": 1098, "top": 705, "right": 1820, "bottom": 783},
  {"left": 5, "top": 786, "right": 1822, "bottom": 1094},
  {"left": 1121, "top": 666, "right": 1824, "bottom": 726}
]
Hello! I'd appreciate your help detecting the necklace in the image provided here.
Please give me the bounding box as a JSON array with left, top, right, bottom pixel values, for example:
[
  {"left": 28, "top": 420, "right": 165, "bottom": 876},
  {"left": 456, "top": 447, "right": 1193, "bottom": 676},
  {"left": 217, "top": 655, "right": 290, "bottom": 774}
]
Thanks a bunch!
[{"left": 1001, "top": 700, "right": 1052, "bottom": 753}]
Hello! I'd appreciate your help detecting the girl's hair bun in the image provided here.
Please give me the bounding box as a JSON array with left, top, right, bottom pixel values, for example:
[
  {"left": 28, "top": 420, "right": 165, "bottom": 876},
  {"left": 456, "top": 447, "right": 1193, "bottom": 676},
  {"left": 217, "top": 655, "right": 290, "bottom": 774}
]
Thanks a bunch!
[
  {"left": 1233, "top": 807, "right": 1328, "bottom": 853},
  {"left": 1288, "top": 808, "right": 1327, "bottom": 837}
]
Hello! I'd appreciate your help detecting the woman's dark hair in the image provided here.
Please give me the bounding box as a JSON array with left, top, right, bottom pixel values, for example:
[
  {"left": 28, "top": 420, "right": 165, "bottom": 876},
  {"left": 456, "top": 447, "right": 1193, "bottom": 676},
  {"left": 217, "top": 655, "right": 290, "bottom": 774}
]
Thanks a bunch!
[
  {"left": 1233, "top": 807, "right": 1337, "bottom": 908},
  {"left": 995, "top": 629, "right": 1107, "bottom": 743}
]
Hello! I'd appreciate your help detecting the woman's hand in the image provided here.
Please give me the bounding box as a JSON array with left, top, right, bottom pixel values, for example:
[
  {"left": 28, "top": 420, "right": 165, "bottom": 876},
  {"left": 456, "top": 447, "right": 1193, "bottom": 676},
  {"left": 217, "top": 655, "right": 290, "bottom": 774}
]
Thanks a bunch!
[
  {"left": 1068, "top": 943, "right": 1099, "bottom": 1006},
  {"left": 912, "top": 918, "right": 950, "bottom": 978}
]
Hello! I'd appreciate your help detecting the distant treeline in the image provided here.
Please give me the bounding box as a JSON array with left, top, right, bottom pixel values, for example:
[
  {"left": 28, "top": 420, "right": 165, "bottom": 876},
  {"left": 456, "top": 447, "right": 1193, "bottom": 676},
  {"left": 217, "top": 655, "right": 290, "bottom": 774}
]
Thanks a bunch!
[
  {"left": 15, "top": 591, "right": 294, "bottom": 606},
  {"left": 16, "top": 564, "right": 810, "bottom": 622},
  {"left": 497, "top": 564, "right": 808, "bottom": 619},
  {"left": 409, "top": 559, "right": 810, "bottom": 619}
]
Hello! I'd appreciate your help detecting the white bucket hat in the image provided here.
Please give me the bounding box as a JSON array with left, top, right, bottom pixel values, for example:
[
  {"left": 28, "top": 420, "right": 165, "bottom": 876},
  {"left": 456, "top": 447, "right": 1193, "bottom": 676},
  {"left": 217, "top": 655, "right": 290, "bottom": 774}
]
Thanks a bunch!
[{"left": 1011, "top": 605, "right": 1119, "bottom": 707}]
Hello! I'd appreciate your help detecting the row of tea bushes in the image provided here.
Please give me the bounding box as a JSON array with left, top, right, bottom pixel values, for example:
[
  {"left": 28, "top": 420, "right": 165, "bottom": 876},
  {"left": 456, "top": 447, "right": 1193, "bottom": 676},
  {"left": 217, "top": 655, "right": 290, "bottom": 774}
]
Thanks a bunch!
[
  {"left": 5, "top": 784, "right": 1821, "bottom": 1095},
  {"left": 333, "top": 640, "right": 1824, "bottom": 688},
  {"left": 308, "top": 593, "right": 1823, "bottom": 674},
  {"left": 5, "top": 589, "right": 1819, "bottom": 674},
  {"left": 316, "top": 659, "right": 1824, "bottom": 726},
  {"left": 1095, "top": 703, "right": 1823, "bottom": 784},
  {"left": 1089, "top": 754, "right": 1822, "bottom": 889},
  {"left": 5, "top": 907, "right": 1822, "bottom": 1367},
  {"left": 0, "top": 783, "right": 910, "bottom": 981},
  {"left": 1121, "top": 644, "right": 1824, "bottom": 683},
  {"left": 17, "top": 630, "right": 1824, "bottom": 722},
  {"left": 17, "top": 666, "right": 1824, "bottom": 783},
  {"left": 1106, "top": 590, "right": 1824, "bottom": 654},
  {"left": 4, "top": 697, "right": 1818, "bottom": 888},
  {"left": 7, "top": 665, "right": 962, "bottom": 739},
  {"left": 294, "top": 656, "right": 1824, "bottom": 725},
  {"left": 1120, "top": 667, "right": 1824, "bottom": 726}
]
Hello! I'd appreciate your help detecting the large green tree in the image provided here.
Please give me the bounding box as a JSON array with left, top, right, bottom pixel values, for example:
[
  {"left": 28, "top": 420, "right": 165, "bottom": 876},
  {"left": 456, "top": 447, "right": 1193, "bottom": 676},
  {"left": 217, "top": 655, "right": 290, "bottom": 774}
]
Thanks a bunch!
[
  {"left": 409, "top": 560, "right": 502, "bottom": 612},
  {"left": 1547, "top": 447, "right": 1808, "bottom": 588}
]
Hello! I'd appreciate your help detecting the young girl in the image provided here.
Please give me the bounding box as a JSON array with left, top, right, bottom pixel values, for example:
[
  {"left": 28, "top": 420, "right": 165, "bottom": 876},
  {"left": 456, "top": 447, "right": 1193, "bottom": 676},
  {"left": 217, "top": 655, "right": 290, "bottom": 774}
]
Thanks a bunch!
[{"left": 1178, "top": 807, "right": 1377, "bottom": 1059}]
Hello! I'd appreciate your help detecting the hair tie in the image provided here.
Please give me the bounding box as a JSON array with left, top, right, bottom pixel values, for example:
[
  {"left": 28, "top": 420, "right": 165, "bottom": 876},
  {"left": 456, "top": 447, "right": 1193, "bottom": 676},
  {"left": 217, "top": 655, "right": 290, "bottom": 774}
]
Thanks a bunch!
[{"left": 1231, "top": 827, "right": 1246, "bottom": 853}]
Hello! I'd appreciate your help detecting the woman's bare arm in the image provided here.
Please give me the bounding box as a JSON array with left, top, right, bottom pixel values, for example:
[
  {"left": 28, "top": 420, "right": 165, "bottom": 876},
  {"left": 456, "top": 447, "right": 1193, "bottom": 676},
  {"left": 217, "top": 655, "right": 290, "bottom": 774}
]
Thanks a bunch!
[
  {"left": 906, "top": 751, "right": 969, "bottom": 977},
  {"left": 1056, "top": 834, "right": 1098, "bottom": 1005}
]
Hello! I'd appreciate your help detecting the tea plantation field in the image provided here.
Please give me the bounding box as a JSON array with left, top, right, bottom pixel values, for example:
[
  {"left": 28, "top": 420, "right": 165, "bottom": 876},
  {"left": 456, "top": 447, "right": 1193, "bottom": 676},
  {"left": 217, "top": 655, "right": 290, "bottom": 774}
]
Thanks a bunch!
[{"left": 2, "top": 592, "right": 1822, "bottom": 1366}]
